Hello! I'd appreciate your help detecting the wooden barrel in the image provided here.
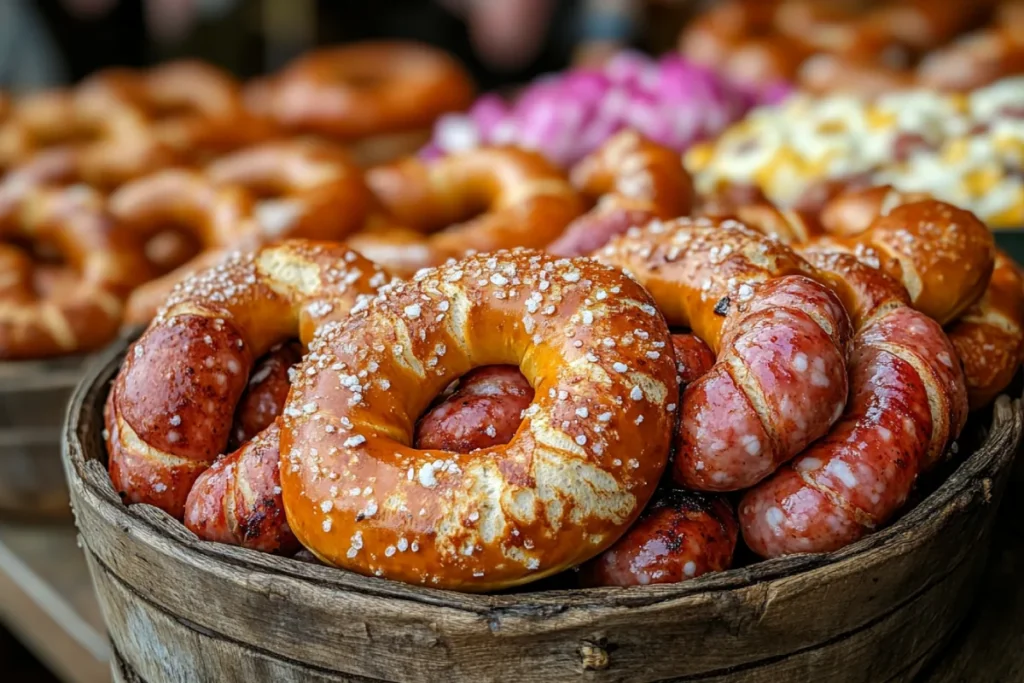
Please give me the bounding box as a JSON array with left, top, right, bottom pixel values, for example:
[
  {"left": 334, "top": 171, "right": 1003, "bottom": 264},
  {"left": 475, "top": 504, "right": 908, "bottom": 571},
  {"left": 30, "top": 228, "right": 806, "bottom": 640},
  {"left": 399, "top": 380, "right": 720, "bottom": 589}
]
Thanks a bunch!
[
  {"left": 0, "top": 355, "right": 90, "bottom": 520},
  {"left": 64, "top": 340, "right": 1024, "bottom": 683}
]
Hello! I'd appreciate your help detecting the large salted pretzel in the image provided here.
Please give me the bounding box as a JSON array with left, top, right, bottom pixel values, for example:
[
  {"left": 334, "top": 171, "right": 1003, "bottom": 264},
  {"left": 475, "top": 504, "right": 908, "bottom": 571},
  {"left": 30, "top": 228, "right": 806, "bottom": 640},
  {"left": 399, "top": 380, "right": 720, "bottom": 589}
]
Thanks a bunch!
[{"left": 105, "top": 241, "right": 391, "bottom": 518}]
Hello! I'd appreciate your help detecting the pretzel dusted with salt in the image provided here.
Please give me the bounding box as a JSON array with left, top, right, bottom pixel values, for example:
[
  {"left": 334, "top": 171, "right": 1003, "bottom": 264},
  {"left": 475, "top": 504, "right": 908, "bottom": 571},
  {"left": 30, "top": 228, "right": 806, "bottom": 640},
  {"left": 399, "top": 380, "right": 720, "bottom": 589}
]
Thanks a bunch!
[
  {"left": 277, "top": 250, "right": 677, "bottom": 590},
  {"left": 595, "top": 218, "right": 853, "bottom": 491},
  {"left": 741, "top": 250, "right": 968, "bottom": 557},
  {"left": 710, "top": 196, "right": 996, "bottom": 325},
  {"left": 105, "top": 241, "right": 390, "bottom": 519},
  {"left": 548, "top": 130, "right": 694, "bottom": 257},
  {"left": 349, "top": 147, "right": 583, "bottom": 276}
]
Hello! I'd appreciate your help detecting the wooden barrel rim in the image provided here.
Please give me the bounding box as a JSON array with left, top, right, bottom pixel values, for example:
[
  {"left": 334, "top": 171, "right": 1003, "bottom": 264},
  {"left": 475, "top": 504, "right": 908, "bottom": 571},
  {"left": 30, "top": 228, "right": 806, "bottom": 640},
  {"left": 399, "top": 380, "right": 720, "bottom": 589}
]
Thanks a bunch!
[{"left": 64, "top": 337, "right": 1024, "bottom": 611}]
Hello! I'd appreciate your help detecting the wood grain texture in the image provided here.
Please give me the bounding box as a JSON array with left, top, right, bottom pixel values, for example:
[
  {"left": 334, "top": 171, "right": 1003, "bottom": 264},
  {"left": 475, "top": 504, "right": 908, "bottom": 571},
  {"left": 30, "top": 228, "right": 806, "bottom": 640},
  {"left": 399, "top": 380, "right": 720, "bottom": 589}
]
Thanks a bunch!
[
  {"left": 917, "top": 519, "right": 1024, "bottom": 683},
  {"left": 64, "top": 340, "right": 1024, "bottom": 683}
]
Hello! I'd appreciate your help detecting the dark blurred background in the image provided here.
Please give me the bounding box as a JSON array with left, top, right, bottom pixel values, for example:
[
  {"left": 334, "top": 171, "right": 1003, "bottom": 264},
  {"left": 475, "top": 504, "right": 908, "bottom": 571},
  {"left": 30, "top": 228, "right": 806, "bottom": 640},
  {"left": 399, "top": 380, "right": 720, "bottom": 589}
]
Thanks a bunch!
[{"left": 1, "top": 0, "right": 699, "bottom": 93}]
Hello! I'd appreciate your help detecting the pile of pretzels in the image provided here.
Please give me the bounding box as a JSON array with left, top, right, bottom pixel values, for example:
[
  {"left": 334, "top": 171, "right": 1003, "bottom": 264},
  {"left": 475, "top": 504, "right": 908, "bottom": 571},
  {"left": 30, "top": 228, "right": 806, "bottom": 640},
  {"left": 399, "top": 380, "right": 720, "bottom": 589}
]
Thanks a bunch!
[
  {"left": 0, "top": 42, "right": 475, "bottom": 360},
  {"left": 101, "top": 128, "right": 1024, "bottom": 593},
  {"left": 680, "top": 0, "right": 1024, "bottom": 95}
]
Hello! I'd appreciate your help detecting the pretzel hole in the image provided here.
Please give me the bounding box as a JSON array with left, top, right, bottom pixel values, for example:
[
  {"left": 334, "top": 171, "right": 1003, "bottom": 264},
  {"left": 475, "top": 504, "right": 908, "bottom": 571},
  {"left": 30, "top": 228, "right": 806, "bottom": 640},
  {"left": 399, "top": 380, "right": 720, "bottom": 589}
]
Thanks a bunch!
[
  {"left": 144, "top": 229, "right": 203, "bottom": 273},
  {"left": 412, "top": 365, "right": 534, "bottom": 454}
]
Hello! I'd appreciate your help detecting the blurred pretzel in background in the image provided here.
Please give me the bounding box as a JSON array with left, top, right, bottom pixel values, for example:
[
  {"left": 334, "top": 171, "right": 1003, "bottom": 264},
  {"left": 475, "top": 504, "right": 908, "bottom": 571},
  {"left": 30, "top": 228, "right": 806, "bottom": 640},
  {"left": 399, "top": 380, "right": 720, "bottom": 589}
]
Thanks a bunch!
[
  {"left": 678, "top": 0, "right": 1019, "bottom": 95},
  {"left": 117, "top": 139, "right": 372, "bottom": 325},
  {"left": 0, "top": 184, "right": 149, "bottom": 359},
  {"left": 349, "top": 146, "right": 582, "bottom": 276},
  {"left": 548, "top": 130, "right": 694, "bottom": 257},
  {"left": 245, "top": 41, "right": 475, "bottom": 166}
]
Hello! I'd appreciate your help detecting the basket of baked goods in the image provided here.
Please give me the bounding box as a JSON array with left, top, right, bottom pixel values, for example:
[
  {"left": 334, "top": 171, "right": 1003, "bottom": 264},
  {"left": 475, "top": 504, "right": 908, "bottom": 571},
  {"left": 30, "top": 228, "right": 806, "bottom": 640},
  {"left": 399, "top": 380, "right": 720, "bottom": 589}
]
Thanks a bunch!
[
  {"left": 0, "top": 41, "right": 485, "bottom": 519},
  {"left": 62, "top": 119, "right": 1024, "bottom": 681}
]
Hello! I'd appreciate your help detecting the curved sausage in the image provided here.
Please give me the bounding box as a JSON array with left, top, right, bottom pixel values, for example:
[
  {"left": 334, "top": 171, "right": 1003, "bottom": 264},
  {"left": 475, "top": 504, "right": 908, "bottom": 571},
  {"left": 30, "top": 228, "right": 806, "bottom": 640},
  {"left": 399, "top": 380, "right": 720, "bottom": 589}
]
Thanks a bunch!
[
  {"left": 414, "top": 365, "right": 535, "bottom": 453},
  {"left": 580, "top": 489, "right": 738, "bottom": 587},
  {"left": 740, "top": 253, "right": 968, "bottom": 557}
]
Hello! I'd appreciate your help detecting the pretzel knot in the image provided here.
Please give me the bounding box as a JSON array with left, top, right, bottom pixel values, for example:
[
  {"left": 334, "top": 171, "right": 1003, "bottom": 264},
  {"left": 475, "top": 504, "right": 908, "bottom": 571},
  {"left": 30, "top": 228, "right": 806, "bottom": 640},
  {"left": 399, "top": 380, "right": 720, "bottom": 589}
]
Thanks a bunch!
[
  {"left": 278, "top": 249, "right": 678, "bottom": 591},
  {"left": 105, "top": 241, "right": 391, "bottom": 518}
]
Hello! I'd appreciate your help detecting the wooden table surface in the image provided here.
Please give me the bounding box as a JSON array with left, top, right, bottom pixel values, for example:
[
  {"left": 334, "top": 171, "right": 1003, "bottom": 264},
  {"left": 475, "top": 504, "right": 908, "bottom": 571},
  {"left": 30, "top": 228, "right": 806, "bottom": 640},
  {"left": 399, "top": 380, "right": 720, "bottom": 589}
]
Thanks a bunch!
[{"left": 0, "top": 516, "right": 1020, "bottom": 683}]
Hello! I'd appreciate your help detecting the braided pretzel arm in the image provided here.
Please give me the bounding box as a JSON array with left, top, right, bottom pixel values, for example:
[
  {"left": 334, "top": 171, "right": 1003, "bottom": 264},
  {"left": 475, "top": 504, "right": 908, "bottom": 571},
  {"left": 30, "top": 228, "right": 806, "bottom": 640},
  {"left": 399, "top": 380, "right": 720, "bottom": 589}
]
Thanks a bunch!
[
  {"left": 0, "top": 186, "right": 148, "bottom": 359},
  {"left": 946, "top": 252, "right": 1024, "bottom": 411},
  {"left": 278, "top": 250, "right": 677, "bottom": 591},
  {"left": 741, "top": 250, "right": 968, "bottom": 557},
  {"left": 104, "top": 241, "right": 390, "bottom": 519},
  {"left": 348, "top": 147, "right": 583, "bottom": 276},
  {"left": 205, "top": 140, "right": 370, "bottom": 242},
  {"left": 714, "top": 196, "right": 996, "bottom": 325},
  {"left": 595, "top": 218, "right": 853, "bottom": 491},
  {"left": 548, "top": 130, "right": 694, "bottom": 257},
  {"left": 184, "top": 342, "right": 306, "bottom": 554}
]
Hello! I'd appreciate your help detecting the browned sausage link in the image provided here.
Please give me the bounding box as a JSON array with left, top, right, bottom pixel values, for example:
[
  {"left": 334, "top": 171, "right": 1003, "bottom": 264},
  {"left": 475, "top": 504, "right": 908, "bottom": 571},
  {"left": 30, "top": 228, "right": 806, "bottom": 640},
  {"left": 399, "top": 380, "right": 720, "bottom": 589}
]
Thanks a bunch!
[
  {"left": 579, "top": 489, "right": 738, "bottom": 586},
  {"left": 548, "top": 130, "right": 694, "bottom": 257},
  {"left": 414, "top": 366, "right": 535, "bottom": 453},
  {"left": 229, "top": 341, "right": 303, "bottom": 450},
  {"left": 184, "top": 422, "right": 299, "bottom": 554}
]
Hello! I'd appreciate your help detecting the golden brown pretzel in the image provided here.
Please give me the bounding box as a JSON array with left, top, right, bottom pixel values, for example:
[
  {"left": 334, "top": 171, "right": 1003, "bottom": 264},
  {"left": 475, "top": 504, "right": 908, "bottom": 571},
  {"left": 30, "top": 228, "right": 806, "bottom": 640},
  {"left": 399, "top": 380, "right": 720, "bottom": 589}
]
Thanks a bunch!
[
  {"left": 0, "top": 90, "right": 163, "bottom": 185},
  {"left": 741, "top": 249, "right": 968, "bottom": 556},
  {"left": 818, "top": 185, "right": 934, "bottom": 237},
  {"left": 110, "top": 170, "right": 261, "bottom": 325},
  {"left": 712, "top": 196, "right": 996, "bottom": 325},
  {"left": 77, "top": 61, "right": 272, "bottom": 161},
  {"left": 817, "top": 202, "right": 994, "bottom": 325},
  {"left": 0, "top": 185, "right": 147, "bottom": 359},
  {"left": 251, "top": 42, "right": 474, "bottom": 141},
  {"left": 548, "top": 130, "right": 694, "bottom": 257},
  {"left": 105, "top": 241, "right": 390, "bottom": 519},
  {"left": 205, "top": 140, "right": 370, "bottom": 242},
  {"left": 595, "top": 218, "right": 853, "bottom": 491},
  {"left": 349, "top": 147, "right": 582, "bottom": 276},
  {"left": 947, "top": 252, "right": 1024, "bottom": 410},
  {"left": 278, "top": 250, "right": 678, "bottom": 590}
]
